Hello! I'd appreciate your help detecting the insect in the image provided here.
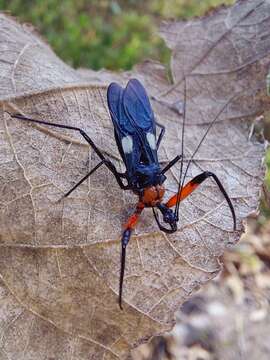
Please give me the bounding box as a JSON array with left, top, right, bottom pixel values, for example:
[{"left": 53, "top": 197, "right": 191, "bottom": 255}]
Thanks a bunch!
[{"left": 6, "top": 78, "right": 236, "bottom": 309}]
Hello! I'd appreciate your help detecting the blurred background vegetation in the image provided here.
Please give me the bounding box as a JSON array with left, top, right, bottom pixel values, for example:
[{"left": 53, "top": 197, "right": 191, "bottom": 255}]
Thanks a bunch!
[{"left": 0, "top": 0, "right": 233, "bottom": 70}]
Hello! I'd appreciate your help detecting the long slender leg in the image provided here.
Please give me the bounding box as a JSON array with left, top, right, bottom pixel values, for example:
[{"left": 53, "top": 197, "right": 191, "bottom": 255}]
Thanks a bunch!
[
  {"left": 161, "top": 155, "right": 182, "bottom": 174},
  {"left": 119, "top": 202, "right": 144, "bottom": 310},
  {"left": 7, "top": 112, "right": 129, "bottom": 189},
  {"left": 165, "top": 171, "right": 236, "bottom": 230},
  {"left": 156, "top": 122, "right": 165, "bottom": 150},
  {"left": 63, "top": 160, "right": 104, "bottom": 198}
]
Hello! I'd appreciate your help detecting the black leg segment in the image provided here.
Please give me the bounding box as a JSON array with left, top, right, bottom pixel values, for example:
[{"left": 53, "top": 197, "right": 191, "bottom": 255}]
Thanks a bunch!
[
  {"left": 7, "top": 112, "right": 129, "bottom": 190},
  {"left": 63, "top": 160, "right": 105, "bottom": 198},
  {"left": 191, "top": 171, "right": 236, "bottom": 230},
  {"left": 156, "top": 121, "right": 165, "bottom": 150},
  {"left": 119, "top": 228, "right": 132, "bottom": 310},
  {"left": 161, "top": 155, "right": 182, "bottom": 174}
]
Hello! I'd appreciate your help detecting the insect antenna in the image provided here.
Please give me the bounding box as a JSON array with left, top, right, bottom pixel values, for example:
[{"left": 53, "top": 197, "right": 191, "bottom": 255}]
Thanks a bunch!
[
  {"left": 174, "top": 77, "right": 187, "bottom": 221},
  {"left": 174, "top": 90, "right": 235, "bottom": 221}
]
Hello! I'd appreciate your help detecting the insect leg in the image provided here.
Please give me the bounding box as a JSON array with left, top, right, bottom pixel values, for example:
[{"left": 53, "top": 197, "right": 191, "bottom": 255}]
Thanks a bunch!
[
  {"left": 63, "top": 160, "right": 105, "bottom": 198},
  {"left": 156, "top": 122, "right": 165, "bottom": 150},
  {"left": 7, "top": 112, "right": 129, "bottom": 189},
  {"left": 119, "top": 202, "right": 144, "bottom": 310},
  {"left": 152, "top": 207, "right": 177, "bottom": 234},
  {"left": 103, "top": 159, "right": 129, "bottom": 190},
  {"left": 161, "top": 155, "right": 182, "bottom": 174},
  {"left": 166, "top": 171, "right": 236, "bottom": 230}
]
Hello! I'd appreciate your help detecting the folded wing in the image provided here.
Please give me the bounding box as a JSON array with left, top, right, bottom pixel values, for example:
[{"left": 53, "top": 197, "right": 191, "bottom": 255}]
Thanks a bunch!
[{"left": 107, "top": 79, "right": 158, "bottom": 178}]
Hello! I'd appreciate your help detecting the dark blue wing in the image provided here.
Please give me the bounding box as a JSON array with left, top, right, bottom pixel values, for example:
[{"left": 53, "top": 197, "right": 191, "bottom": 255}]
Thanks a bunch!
[
  {"left": 107, "top": 79, "right": 158, "bottom": 178},
  {"left": 107, "top": 82, "right": 137, "bottom": 174},
  {"left": 123, "top": 79, "right": 158, "bottom": 164},
  {"left": 123, "top": 78, "right": 155, "bottom": 131}
]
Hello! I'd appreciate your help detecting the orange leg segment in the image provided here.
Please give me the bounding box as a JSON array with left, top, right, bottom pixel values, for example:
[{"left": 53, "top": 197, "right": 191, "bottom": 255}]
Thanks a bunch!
[
  {"left": 124, "top": 202, "right": 145, "bottom": 230},
  {"left": 166, "top": 180, "right": 199, "bottom": 208},
  {"left": 165, "top": 171, "right": 236, "bottom": 230}
]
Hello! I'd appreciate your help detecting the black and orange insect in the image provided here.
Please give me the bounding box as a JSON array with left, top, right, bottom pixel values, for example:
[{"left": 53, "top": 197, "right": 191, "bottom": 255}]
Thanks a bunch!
[{"left": 7, "top": 78, "right": 236, "bottom": 309}]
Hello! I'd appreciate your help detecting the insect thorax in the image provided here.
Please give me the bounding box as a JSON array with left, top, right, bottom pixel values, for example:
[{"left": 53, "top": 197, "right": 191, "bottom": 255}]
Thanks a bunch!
[{"left": 130, "top": 163, "right": 165, "bottom": 190}]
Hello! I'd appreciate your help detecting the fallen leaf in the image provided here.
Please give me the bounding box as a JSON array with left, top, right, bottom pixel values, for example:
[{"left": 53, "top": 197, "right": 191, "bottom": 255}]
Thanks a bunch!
[{"left": 0, "top": 1, "right": 269, "bottom": 358}]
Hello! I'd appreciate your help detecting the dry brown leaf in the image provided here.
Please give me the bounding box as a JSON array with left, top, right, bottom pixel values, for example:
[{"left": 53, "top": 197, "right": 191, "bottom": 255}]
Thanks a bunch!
[{"left": 0, "top": 1, "right": 269, "bottom": 358}]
